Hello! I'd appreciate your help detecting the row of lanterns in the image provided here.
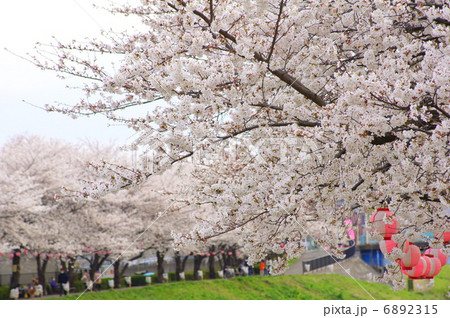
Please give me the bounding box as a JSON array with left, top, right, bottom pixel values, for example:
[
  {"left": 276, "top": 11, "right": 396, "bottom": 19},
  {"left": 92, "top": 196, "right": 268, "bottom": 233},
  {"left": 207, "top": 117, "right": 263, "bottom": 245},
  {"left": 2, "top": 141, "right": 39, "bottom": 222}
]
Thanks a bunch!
[
  {"left": 0, "top": 251, "right": 67, "bottom": 259},
  {"left": 0, "top": 248, "right": 240, "bottom": 258},
  {"left": 0, "top": 247, "right": 113, "bottom": 259},
  {"left": 371, "top": 208, "right": 448, "bottom": 280}
]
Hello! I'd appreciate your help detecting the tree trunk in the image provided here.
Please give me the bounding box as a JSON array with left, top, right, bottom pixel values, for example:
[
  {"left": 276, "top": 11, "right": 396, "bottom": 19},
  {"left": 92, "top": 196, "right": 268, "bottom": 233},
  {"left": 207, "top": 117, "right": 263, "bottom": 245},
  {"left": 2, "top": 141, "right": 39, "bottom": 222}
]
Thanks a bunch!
[
  {"left": 174, "top": 251, "right": 182, "bottom": 281},
  {"left": 181, "top": 254, "right": 189, "bottom": 273},
  {"left": 10, "top": 251, "right": 21, "bottom": 288},
  {"left": 156, "top": 251, "right": 165, "bottom": 283},
  {"left": 193, "top": 255, "right": 205, "bottom": 280},
  {"left": 88, "top": 253, "right": 109, "bottom": 281},
  {"left": 36, "top": 255, "right": 49, "bottom": 293},
  {"left": 208, "top": 246, "right": 216, "bottom": 279},
  {"left": 113, "top": 259, "right": 128, "bottom": 288}
]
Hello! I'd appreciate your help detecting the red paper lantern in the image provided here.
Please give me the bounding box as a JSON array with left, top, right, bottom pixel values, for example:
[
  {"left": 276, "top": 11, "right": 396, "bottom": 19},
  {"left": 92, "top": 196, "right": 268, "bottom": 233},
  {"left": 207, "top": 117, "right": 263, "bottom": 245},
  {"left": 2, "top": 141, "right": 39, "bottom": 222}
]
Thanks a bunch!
[
  {"left": 400, "top": 243, "right": 420, "bottom": 270},
  {"left": 370, "top": 208, "right": 398, "bottom": 240},
  {"left": 424, "top": 248, "right": 447, "bottom": 267},
  {"left": 379, "top": 240, "right": 397, "bottom": 255},
  {"left": 402, "top": 257, "right": 426, "bottom": 279}
]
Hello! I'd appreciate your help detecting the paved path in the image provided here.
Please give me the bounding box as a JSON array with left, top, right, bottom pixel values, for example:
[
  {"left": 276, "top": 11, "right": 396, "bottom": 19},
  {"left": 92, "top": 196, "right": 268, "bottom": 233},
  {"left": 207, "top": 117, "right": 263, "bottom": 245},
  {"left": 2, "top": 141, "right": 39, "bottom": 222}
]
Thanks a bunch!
[{"left": 284, "top": 252, "right": 381, "bottom": 282}]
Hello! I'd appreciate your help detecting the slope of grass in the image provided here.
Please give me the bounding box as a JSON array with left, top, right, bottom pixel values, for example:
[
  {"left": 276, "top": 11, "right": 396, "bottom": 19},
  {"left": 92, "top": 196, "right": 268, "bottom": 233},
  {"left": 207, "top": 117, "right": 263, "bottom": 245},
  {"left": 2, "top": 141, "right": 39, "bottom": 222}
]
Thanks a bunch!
[{"left": 51, "top": 266, "right": 450, "bottom": 300}]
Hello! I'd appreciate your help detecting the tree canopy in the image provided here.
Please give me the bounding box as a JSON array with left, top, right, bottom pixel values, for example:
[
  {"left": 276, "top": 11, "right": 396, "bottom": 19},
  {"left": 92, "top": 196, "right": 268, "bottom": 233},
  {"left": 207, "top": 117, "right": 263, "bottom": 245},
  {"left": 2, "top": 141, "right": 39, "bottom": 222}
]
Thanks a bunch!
[{"left": 29, "top": 0, "right": 449, "bottom": 286}]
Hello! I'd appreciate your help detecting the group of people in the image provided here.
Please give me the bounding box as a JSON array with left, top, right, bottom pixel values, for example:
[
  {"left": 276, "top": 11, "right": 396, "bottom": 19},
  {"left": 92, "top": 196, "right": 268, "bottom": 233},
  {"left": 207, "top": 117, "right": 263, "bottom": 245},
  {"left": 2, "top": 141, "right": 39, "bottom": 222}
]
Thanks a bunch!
[
  {"left": 223, "top": 260, "right": 271, "bottom": 278},
  {"left": 9, "top": 278, "right": 43, "bottom": 299}
]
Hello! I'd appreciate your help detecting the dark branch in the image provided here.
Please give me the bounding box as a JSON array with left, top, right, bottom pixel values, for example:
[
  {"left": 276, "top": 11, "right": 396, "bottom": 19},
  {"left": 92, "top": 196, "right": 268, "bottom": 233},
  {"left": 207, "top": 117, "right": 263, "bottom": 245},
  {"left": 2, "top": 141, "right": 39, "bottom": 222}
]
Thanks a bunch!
[{"left": 270, "top": 69, "right": 327, "bottom": 107}]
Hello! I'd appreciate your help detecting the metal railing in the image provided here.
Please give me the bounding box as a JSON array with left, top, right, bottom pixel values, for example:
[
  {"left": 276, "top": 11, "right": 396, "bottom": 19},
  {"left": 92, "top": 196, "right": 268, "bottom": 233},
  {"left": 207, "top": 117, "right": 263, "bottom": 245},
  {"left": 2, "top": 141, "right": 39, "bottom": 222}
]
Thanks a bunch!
[{"left": 302, "top": 241, "right": 356, "bottom": 273}]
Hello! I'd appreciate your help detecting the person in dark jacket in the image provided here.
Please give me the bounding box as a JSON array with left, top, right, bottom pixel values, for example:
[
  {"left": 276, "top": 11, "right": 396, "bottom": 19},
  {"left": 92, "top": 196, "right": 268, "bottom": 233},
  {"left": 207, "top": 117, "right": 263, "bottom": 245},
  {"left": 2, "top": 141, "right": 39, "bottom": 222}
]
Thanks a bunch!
[{"left": 57, "top": 269, "right": 69, "bottom": 296}]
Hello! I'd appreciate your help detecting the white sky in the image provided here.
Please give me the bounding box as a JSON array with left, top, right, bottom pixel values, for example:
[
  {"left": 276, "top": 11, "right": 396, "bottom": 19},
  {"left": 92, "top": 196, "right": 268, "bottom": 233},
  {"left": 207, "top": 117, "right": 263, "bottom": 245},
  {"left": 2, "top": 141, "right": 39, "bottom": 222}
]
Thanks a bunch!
[{"left": 0, "top": 0, "right": 147, "bottom": 146}]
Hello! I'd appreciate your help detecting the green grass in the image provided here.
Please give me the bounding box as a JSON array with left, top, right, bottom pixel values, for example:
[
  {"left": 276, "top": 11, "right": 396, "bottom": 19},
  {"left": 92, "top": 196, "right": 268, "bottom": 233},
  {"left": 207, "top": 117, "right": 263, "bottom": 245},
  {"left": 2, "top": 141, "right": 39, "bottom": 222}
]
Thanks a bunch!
[{"left": 50, "top": 265, "right": 450, "bottom": 300}]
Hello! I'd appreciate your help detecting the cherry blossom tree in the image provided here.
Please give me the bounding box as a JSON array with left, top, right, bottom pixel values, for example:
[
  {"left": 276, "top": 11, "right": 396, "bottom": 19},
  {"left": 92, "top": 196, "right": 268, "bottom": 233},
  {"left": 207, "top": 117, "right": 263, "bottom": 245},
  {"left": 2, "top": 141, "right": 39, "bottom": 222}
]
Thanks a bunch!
[
  {"left": 0, "top": 136, "right": 141, "bottom": 288},
  {"left": 30, "top": 0, "right": 449, "bottom": 288},
  {"left": 0, "top": 136, "right": 87, "bottom": 287}
]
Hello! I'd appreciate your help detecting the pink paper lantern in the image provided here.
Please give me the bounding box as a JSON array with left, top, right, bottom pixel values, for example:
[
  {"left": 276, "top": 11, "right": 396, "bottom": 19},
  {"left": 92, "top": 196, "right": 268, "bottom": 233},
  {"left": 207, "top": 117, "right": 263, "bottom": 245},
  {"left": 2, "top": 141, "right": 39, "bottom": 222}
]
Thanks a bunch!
[
  {"left": 200, "top": 253, "right": 205, "bottom": 256},
  {"left": 0, "top": 253, "right": 5, "bottom": 257},
  {"left": 88, "top": 248, "right": 93, "bottom": 252},
  {"left": 400, "top": 243, "right": 420, "bottom": 270},
  {"left": 107, "top": 251, "right": 112, "bottom": 255},
  {"left": 206, "top": 253, "right": 210, "bottom": 257},
  {"left": 48, "top": 253, "right": 53, "bottom": 258},
  {"left": 424, "top": 248, "right": 447, "bottom": 267},
  {"left": 33, "top": 252, "right": 39, "bottom": 257},
  {"left": 220, "top": 251, "right": 225, "bottom": 254},
  {"left": 98, "top": 251, "right": 102, "bottom": 255},
  {"left": 402, "top": 257, "right": 426, "bottom": 279},
  {"left": 236, "top": 251, "right": 240, "bottom": 256},
  {"left": 62, "top": 253, "right": 67, "bottom": 258},
  {"left": 56, "top": 254, "right": 61, "bottom": 259},
  {"left": 212, "top": 252, "right": 216, "bottom": 255},
  {"left": 23, "top": 249, "right": 29, "bottom": 254},
  {"left": 424, "top": 255, "right": 441, "bottom": 279},
  {"left": 379, "top": 240, "right": 397, "bottom": 255},
  {"left": 228, "top": 252, "right": 232, "bottom": 255},
  {"left": 40, "top": 253, "right": 46, "bottom": 258},
  {"left": 370, "top": 208, "right": 398, "bottom": 239},
  {"left": 434, "top": 231, "right": 450, "bottom": 244},
  {"left": 9, "top": 254, "right": 14, "bottom": 258},
  {"left": 15, "top": 252, "right": 21, "bottom": 257},
  {"left": 397, "top": 239, "right": 410, "bottom": 253},
  {"left": 83, "top": 246, "right": 88, "bottom": 251},
  {"left": 421, "top": 256, "right": 432, "bottom": 278}
]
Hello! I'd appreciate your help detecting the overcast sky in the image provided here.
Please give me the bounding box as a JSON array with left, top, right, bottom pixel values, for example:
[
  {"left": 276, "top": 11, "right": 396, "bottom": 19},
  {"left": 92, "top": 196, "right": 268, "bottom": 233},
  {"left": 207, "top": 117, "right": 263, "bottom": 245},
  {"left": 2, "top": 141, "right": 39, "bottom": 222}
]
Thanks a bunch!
[{"left": 0, "top": 0, "right": 146, "bottom": 146}]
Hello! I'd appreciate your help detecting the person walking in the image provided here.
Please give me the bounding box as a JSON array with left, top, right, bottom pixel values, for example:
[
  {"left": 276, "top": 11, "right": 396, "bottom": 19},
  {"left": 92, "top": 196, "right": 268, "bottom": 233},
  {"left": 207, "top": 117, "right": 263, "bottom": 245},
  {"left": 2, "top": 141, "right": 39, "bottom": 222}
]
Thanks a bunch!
[
  {"left": 57, "top": 269, "right": 69, "bottom": 296},
  {"left": 259, "top": 261, "right": 265, "bottom": 276}
]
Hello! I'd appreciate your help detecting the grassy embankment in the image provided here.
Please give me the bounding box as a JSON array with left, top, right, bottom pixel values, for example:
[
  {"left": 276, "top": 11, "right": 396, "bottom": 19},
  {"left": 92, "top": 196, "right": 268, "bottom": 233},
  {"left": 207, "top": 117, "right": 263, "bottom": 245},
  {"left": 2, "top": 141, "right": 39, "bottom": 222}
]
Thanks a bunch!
[{"left": 51, "top": 265, "right": 450, "bottom": 300}]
